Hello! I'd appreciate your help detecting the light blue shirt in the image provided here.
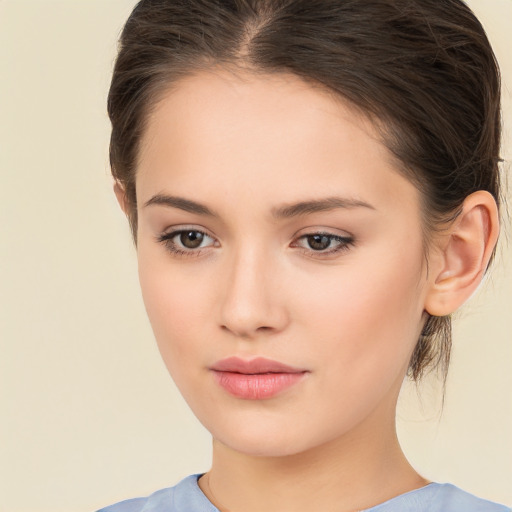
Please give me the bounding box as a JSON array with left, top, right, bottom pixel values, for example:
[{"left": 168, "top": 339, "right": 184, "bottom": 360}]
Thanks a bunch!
[{"left": 97, "top": 474, "right": 510, "bottom": 512}]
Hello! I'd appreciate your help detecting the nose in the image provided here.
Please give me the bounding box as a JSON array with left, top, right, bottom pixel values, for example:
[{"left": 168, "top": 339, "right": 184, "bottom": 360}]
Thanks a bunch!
[{"left": 218, "top": 247, "right": 289, "bottom": 339}]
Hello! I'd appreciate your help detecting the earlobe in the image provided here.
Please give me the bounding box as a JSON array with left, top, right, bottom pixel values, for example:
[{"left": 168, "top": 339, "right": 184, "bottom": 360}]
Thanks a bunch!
[
  {"left": 113, "top": 181, "right": 130, "bottom": 216},
  {"left": 425, "top": 191, "right": 499, "bottom": 317}
]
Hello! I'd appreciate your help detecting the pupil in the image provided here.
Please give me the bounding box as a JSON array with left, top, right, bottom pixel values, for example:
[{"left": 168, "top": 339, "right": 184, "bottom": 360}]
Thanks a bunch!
[
  {"left": 308, "top": 235, "right": 330, "bottom": 251},
  {"left": 180, "top": 231, "right": 204, "bottom": 249}
]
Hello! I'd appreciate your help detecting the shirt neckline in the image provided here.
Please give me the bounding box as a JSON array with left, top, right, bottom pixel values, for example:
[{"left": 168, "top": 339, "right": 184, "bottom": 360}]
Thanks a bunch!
[{"left": 187, "top": 474, "right": 441, "bottom": 512}]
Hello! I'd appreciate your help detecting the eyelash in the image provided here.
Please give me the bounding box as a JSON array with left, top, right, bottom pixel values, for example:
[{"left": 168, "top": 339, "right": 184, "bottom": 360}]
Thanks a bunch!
[
  {"left": 156, "top": 229, "right": 355, "bottom": 259},
  {"left": 156, "top": 229, "right": 216, "bottom": 258}
]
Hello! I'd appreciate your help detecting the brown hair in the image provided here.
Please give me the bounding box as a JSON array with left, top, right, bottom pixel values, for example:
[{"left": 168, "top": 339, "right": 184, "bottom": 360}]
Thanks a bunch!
[{"left": 108, "top": 0, "right": 501, "bottom": 381}]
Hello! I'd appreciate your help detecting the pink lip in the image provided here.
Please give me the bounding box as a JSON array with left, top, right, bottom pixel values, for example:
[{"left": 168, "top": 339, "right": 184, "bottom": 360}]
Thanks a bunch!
[{"left": 210, "top": 357, "right": 308, "bottom": 400}]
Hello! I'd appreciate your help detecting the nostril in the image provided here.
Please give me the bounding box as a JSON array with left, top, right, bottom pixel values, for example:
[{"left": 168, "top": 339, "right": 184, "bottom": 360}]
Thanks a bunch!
[{"left": 220, "top": 323, "right": 273, "bottom": 338}]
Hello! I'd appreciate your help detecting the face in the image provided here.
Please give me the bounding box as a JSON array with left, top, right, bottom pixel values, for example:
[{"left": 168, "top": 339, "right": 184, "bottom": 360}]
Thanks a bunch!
[{"left": 134, "top": 69, "right": 432, "bottom": 457}]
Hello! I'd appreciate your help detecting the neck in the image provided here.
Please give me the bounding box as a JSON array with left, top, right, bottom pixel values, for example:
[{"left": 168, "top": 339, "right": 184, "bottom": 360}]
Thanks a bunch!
[{"left": 199, "top": 409, "right": 427, "bottom": 512}]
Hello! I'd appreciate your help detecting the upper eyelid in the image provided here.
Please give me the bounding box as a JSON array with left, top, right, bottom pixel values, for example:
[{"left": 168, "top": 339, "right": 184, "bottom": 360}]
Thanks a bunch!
[
  {"left": 161, "top": 225, "right": 216, "bottom": 238},
  {"left": 161, "top": 228, "right": 216, "bottom": 242},
  {"left": 157, "top": 227, "right": 354, "bottom": 247},
  {"left": 293, "top": 233, "right": 354, "bottom": 248},
  {"left": 159, "top": 228, "right": 350, "bottom": 239},
  {"left": 296, "top": 233, "right": 353, "bottom": 241},
  {"left": 293, "top": 226, "right": 354, "bottom": 240}
]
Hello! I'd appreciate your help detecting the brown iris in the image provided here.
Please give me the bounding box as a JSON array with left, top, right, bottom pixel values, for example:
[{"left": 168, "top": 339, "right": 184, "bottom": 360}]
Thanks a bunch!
[
  {"left": 180, "top": 231, "right": 204, "bottom": 249},
  {"left": 307, "top": 234, "right": 331, "bottom": 251}
]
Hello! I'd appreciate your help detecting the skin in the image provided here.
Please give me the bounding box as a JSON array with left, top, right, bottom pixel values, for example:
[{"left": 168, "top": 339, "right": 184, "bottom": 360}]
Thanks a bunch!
[{"left": 120, "top": 68, "right": 498, "bottom": 511}]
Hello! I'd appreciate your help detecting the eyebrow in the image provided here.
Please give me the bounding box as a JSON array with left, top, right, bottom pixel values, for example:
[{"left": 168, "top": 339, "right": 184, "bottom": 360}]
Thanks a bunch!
[
  {"left": 271, "top": 197, "right": 375, "bottom": 218},
  {"left": 144, "top": 194, "right": 217, "bottom": 216},
  {"left": 143, "top": 194, "right": 375, "bottom": 218}
]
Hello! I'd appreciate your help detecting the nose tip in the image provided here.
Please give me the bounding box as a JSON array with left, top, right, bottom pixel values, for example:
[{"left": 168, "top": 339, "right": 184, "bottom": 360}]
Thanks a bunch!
[
  {"left": 218, "top": 256, "right": 289, "bottom": 339},
  {"left": 220, "top": 293, "right": 287, "bottom": 339}
]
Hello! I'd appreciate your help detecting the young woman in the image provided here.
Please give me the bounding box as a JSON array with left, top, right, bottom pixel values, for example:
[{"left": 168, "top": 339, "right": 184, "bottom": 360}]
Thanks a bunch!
[{"left": 99, "top": 1, "right": 509, "bottom": 510}]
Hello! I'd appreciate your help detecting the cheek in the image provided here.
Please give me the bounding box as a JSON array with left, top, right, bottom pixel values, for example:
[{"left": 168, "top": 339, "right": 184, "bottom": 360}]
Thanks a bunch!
[
  {"left": 137, "top": 249, "right": 213, "bottom": 371},
  {"left": 299, "top": 245, "right": 426, "bottom": 380}
]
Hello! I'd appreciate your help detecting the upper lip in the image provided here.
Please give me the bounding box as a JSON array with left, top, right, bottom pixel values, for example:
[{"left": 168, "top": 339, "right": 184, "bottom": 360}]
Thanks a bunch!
[{"left": 210, "top": 357, "right": 307, "bottom": 374}]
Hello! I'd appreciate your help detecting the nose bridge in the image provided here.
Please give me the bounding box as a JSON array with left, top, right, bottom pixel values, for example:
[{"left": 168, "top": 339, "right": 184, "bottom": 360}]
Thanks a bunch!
[{"left": 219, "top": 242, "right": 287, "bottom": 338}]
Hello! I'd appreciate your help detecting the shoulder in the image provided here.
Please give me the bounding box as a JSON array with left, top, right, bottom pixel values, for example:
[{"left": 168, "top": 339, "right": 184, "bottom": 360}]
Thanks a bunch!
[
  {"left": 367, "top": 483, "right": 510, "bottom": 512},
  {"left": 429, "top": 484, "right": 511, "bottom": 512},
  {"left": 95, "top": 474, "right": 217, "bottom": 512},
  {"left": 95, "top": 487, "right": 172, "bottom": 512}
]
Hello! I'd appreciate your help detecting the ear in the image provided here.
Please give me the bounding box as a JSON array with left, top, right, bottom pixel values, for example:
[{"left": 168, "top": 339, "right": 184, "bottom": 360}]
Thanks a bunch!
[
  {"left": 113, "top": 181, "right": 130, "bottom": 216},
  {"left": 424, "top": 191, "right": 499, "bottom": 317}
]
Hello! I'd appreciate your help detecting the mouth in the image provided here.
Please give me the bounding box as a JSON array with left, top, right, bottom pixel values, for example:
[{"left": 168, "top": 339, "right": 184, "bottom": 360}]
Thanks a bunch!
[{"left": 210, "top": 357, "right": 309, "bottom": 400}]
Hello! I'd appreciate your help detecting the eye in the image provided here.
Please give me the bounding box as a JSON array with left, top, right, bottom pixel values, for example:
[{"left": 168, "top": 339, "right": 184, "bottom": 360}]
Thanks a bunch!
[
  {"left": 157, "top": 228, "right": 217, "bottom": 256},
  {"left": 293, "top": 232, "right": 354, "bottom": 256}
]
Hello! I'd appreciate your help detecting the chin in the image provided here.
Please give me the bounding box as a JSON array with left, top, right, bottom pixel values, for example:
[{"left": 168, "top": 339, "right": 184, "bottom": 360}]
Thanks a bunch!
[
  {"left": 206, "top": 413, "right": 349, "bottom": 460},
  {"left": 215, "top": 430, "right": 310, "bottom": 458}
]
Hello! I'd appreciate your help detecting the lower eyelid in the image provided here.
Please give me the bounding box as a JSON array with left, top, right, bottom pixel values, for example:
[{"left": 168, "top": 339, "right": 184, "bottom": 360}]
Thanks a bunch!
[
  {"left": 295, "top": 235, "right": 355, "bottom": 256},
  {"left": 156, "top": 229, "right": 353, "bottom": 257}
]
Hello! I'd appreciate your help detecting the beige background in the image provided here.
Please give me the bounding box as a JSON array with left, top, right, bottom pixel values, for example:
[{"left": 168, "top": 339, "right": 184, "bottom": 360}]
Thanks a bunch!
[{"left": 0, "top": 1, "right": 510, "bottom": 511}]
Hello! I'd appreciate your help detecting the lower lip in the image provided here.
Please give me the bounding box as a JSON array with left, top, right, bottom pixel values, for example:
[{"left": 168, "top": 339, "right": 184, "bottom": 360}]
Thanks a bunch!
[{"left": 212, "top": 371, "right": 307, "bottom": 400}]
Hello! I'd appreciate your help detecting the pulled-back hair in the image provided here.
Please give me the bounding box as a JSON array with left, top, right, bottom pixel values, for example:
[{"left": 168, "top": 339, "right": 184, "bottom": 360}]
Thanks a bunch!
[{"left": 108, "top": 0, "right": 501, "bottom": 381}]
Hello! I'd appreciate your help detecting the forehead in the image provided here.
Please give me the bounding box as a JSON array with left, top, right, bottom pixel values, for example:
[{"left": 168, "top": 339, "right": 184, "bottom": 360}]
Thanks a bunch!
[
  {"left": 140, "top": 68, "right": 379, "bottom": 165},
  {"left": 136, "top": 68, "right": 419, "bottom": 217}
]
